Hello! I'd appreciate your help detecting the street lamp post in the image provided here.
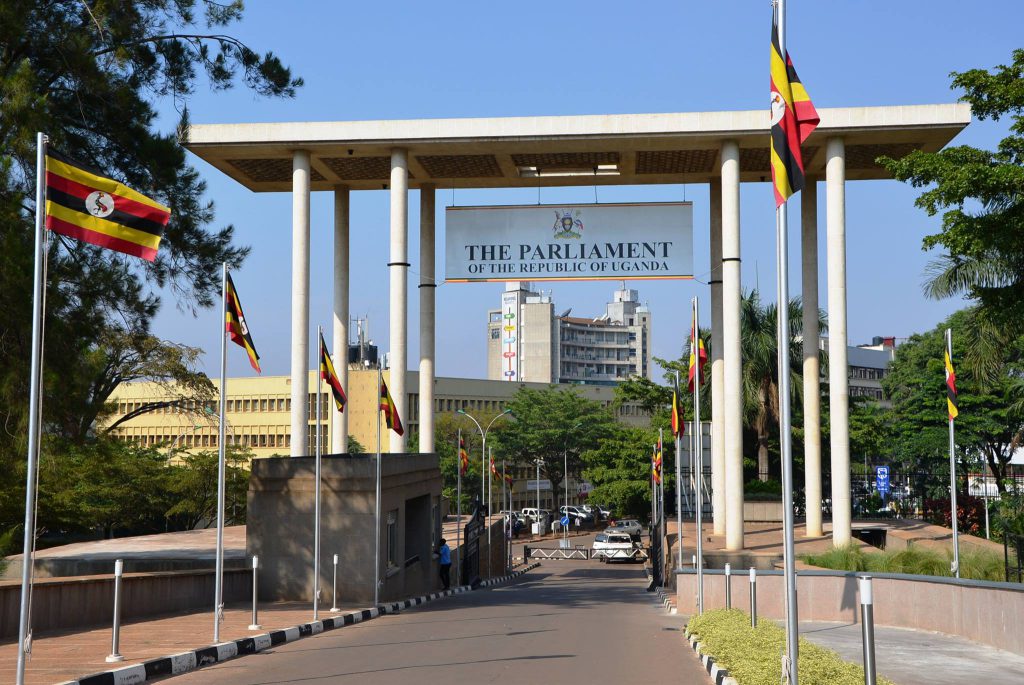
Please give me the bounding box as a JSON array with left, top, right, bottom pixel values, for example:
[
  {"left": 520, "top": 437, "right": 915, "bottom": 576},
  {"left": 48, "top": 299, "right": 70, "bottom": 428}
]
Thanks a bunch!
[{"left": 457, "top": 408, "right": 512, "bottom": 579}]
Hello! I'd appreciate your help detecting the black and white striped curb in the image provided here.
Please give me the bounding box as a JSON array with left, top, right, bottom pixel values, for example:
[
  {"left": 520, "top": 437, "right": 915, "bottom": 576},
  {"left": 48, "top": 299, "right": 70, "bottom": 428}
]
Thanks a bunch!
[
  {"left": 643, "top": 569, "right": 676, "bottom": 614},
  {"left": 685, "top": 632, "right": 737, "bottom": 685},
  {"left": 59, "top": 563, "right": 540, "bottom": 685}
]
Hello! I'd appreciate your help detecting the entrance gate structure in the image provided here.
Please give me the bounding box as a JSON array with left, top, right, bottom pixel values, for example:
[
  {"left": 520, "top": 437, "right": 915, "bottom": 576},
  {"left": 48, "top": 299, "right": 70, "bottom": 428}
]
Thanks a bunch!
[{"left": 185, "top": 105, "right": 969, "bottom": 554}]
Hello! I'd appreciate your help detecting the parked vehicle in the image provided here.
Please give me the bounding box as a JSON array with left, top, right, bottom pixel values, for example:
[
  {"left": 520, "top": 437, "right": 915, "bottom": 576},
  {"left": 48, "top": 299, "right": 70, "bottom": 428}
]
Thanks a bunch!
[
  {"left": 592, "top": 532, "right": 641, "bottom": 562},
  {"left": 605, "top": 519, "right": 643, "bottom": 541},
  {"left": 521, "top": 507, "right": 551, "bottom": 524},
  {"left": 559, "top": 505, "right": 594, "bottom": 526}
]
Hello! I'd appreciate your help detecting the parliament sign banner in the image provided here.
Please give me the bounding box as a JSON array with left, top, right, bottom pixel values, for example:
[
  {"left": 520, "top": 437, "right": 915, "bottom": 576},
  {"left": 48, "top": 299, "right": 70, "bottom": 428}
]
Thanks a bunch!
[{"left": 445, "top": 202, "right": 693, "bottom": 282}]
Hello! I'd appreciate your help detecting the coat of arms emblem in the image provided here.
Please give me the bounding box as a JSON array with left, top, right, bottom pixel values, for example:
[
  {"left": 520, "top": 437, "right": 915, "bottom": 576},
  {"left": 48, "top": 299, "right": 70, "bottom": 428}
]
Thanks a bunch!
[{"left": 552, "top": 209, "right": 583, "bottom": 239}]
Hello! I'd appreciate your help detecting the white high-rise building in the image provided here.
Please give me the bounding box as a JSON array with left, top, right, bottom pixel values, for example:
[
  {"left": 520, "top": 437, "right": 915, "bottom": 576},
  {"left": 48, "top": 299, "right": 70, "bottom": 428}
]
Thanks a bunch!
[{"left": 487, "top": 283, "right": 652, "bottom": 386}]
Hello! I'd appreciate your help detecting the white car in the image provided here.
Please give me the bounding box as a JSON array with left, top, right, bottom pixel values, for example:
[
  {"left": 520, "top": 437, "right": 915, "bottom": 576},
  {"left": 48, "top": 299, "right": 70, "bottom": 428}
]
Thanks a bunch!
[{"left": 592, "top": 532, "right": 642, "bottom": 562}]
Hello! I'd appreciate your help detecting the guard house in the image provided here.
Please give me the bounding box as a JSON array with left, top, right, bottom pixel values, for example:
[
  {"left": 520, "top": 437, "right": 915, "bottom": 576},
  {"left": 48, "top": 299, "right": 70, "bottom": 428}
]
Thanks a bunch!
[{"left": 247, "top": 453, "right": 442, "bottom": 604}]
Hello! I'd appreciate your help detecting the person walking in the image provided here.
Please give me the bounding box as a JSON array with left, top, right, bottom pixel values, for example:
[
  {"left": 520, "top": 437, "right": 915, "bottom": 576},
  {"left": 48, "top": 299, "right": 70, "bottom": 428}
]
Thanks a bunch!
[{"left": 437, "top": 538, "right": 452, "bottom": 590}]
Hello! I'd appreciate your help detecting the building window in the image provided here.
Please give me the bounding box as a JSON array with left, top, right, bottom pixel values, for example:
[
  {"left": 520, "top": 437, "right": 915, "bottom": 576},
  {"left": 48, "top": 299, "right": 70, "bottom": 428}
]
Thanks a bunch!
[
  {"left": 243, "top": 399, "right": 251, "bottom": 412},
  {"left": 261, "top": 399, "right": 268, "bottom": 412},
  {"left": 386, "top": 509, "right": 398, "bottom": 568},
  {"left": 490, "top": 328, "right": 500, "bottom": 340}
]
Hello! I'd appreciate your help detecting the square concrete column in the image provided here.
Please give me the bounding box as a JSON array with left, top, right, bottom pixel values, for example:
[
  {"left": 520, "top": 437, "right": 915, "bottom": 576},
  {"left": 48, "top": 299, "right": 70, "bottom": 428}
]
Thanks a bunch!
[
  {"left": 332, "top": 186, "right": 349, "bottom": 454},
  {"left": 801, "top": 179, "right": 823, "bottom": 537},
  {"left": 389, "top": 149, "right": 409, "bottom": 453},
  {"left": 418, "top": 185, "right": 436, "bottom": 454},
  {"left": 720, "top": 140, "right": 744, "bottom": 551},
  {"left": 826, "top": 138, "right": 852, "bottom": 547},
  {"left": 709, "top": 178, "right": 726, "bottom": 536},
  {"left": 290, "top": 150, "right": 311, "bottom": 457}
]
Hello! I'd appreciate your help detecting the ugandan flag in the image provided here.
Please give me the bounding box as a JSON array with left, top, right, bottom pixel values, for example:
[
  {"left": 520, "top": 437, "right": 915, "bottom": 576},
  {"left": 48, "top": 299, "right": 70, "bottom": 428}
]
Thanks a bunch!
[
  {"left": 671, "top": 379, "right": 683, "bottom": 438},
  {"left": 944, "top": 344, "right": 958, "bottom": 421},
  {"left": 687, "top": 321, "right": 708, "bottom": 393},
  {"left": 504, "top": 473, "right": 514, "bottom": 487},
  {"left": 379, "top": 377, "right": 404, "bottom": 436},
  {"left": 319, "top": 332, "right": 347, "bottom": 413},
  {"left": 44, "top": 150, "right": 170, "bottom": 261},
  {"left": 490, "top": 455, "right": 500, "bottom": 481},
  {"left": 225, "top": 272, "right": 261, "bottom": 373},
  {"left": 652, "top": 441, "right": 663, "bottom": 485},
  {"left": 769, "top": 16, "right": 819, "bottom": 207},
  {"left": 458, "top": 434, "right": 470, "bottom": 476}
]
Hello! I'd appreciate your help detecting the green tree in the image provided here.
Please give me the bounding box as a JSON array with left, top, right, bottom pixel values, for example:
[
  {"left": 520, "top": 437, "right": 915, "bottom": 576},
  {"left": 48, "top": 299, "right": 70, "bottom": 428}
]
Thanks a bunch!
[
  {"left": 0, "top": 1, "right": 299, "bottom": 531},
  {"left": 581, "top": 423, "right": 659, "bottom": 520},
  {"left": 491, "top": 386, "right": 616, "bottom": 505},
  {"left": 881, "top": 309, "right": 1024, "bottom": 494},
  {"left": 41, "top": 438, "right": 175, "bottom": 538},
  {"left": 881, "top": 49, "right": 1024, "bottom": 340},
  {"left": 164, "top": 447, "right": 251, "bottom": 530}
]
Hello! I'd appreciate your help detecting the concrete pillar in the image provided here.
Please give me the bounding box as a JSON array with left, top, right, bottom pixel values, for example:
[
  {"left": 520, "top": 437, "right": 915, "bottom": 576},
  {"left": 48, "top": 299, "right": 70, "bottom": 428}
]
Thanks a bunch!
[
  {"left": 389, "top": 148, "right": 409, "bottom": 453},
  {"left": 418, "top": 185, "right": 436, "bottom": 454},
  {"left": 709, "top": 178, "right": 726, "bottom": 536},
  {"left": 801, "top": 179, "right": 823, "bottom": 537},
  {"left": 826, "top": 138, "right": 851, "bottom": 547},
  {"left": 721, "top": 140, "right": 744, "bottom": 551},
  {"left": 290, "top": 150, "right": 310, "bottom": 457},
  {"left": 332, "top": 186, "right": 349, "bottom": 454}
]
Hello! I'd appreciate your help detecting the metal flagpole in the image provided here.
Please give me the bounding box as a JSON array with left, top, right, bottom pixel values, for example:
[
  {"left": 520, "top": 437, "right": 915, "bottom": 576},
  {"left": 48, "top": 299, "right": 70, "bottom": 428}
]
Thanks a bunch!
[
  {"left": 313, "top": 326, "right": 323, "bottom": 620},
  {"left": 213, "top": 264, "right": 229, "bottom": 643},
  {"left": 456, "top": 429, "right": 462, "bottom": 586},
  {"left": 947, "top": 328, "right": 960, "bottom": 577},
  {"left": 776, "top": 4, "right": 800, "bottom": 680},
  {"left": 15, "top": 132, "right": 49, "bottom": 685},
  {"left": 374, "top": 364, "right": 382, "bottom": 605},
  {"left": 694, "top": 298, "right": 705, "bottom": 614},
  {"left": 487, "top": 445, "right": 493, "bottom": 578},
  {"left": 675, "top": 371, "right": 684, "bottom": 570}
]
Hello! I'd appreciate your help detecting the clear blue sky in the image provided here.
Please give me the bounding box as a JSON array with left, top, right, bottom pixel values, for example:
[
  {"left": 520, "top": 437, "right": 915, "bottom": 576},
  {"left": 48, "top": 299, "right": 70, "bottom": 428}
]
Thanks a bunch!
[{"left": 150, "top": 0, "right": 1022, "bottom": 380}]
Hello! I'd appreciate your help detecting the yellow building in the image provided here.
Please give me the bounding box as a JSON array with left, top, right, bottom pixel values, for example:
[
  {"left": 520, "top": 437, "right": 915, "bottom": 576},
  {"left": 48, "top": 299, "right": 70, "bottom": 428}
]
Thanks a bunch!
[{"left": 106, "top": 369, "right": 648, "bottom": 459}]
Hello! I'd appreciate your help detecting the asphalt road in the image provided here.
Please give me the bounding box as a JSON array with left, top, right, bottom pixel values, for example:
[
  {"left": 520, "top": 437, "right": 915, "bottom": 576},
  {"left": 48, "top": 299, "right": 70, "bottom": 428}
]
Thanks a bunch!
[{"left": 174, "top": 557, "right": 709, "bottom": 685}]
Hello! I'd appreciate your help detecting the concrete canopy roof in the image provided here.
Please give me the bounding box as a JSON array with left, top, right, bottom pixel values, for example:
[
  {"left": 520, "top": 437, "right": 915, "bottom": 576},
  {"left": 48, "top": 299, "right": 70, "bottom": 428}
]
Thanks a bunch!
[{"left": 184, "top": 104, "right": 970, "bottom": 192}]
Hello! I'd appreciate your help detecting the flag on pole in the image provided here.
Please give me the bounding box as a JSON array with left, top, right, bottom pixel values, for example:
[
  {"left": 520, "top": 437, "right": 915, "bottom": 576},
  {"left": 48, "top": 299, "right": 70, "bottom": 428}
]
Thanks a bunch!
[
  {"left": 318, "top": 332, "right": 347, "bottom": 413},
  {"left": 687, "top": 322, "right": 708, "bottom": 392},
  {"left": 944, "top": 343, "right": 959, "bottom": 421},
  {"left": 225, "top": 273, "right": 261, "bottom": 372},
  {"left": 44, "top": 150, "right": 170, "bottom": 261},
  {"left": 671, "top": 378, "right": 683, "bottom": 437},
  {"left": 379, "top": 377, "right": 404, "bottom": 435},
  {"left": 769, "top": 16, "right": 819, "bottom": 207},
  {"left": 652, "top": 440, "right": 663, "bottom": 485},
  {"left": 490, "top": 455, "right": 500, "bottom": 481},
  {"left": 459, "top": 434, "right": 470, "bottom": 476}
]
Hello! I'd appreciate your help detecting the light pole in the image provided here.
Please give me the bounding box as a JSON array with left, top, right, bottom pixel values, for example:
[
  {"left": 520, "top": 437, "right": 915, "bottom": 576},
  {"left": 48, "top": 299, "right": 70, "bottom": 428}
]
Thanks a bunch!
[
  {"left": 457, "top": 408, "right": 512, "bottom": 578},
  {"left": 562, "top": 422, "right": 582, "bottom": 544}
]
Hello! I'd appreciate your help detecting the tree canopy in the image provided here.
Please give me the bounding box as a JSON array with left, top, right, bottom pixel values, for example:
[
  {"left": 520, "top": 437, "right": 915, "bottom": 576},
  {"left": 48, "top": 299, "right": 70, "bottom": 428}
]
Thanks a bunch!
[
  {"left": 0, "top": 1, "right": 299, "bottom": 533},
  {"left": 881, "top": 49, "right": 1024, "bottom": 333}
]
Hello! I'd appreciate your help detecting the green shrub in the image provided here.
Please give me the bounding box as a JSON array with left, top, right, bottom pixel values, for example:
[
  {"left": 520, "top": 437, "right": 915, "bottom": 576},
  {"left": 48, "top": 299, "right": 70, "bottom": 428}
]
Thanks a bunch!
[
  {"left": 803, "top": 543, "right": 1007, "bottom": 581},
  {"left": 802, "top": 544, "right": 869, "bottom": 572},
  {"left": 686, "top": 608, "right": 894, "bottom": 685}
]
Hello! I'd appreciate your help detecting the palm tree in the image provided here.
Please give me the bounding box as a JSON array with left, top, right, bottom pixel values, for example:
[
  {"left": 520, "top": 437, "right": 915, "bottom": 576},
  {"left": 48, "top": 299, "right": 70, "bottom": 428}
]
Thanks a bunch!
[{"left": 739, "top": 290, "right": 827, "bottom": 482}]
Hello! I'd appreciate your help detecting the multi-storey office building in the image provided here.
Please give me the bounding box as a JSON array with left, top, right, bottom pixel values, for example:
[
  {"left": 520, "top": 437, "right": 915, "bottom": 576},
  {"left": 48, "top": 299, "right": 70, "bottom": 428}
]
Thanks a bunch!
[{"left": 487, "top": 283, "right": 652, "bottom": 386}]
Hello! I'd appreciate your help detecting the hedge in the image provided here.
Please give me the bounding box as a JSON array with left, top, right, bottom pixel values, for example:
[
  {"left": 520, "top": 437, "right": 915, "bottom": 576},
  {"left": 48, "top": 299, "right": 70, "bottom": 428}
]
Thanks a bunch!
[{"left": 685, "top": 608, "right": 895, "bottom": 685}]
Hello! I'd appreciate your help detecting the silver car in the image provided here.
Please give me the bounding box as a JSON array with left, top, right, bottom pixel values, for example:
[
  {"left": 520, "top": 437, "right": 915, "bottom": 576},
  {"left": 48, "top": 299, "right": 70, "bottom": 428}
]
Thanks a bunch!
[{"left": 605, "top": 519, "right": 643, "bottom": 542}]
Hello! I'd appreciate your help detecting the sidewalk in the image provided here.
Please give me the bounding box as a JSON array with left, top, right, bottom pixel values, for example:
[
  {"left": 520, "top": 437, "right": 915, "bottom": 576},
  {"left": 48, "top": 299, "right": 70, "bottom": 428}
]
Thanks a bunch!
[
  {"left": 801, "top": 621, "right": 1024, "bottom": 685},
  {"left": 0, "top": 600, "right": 351, "bottom": 685}
]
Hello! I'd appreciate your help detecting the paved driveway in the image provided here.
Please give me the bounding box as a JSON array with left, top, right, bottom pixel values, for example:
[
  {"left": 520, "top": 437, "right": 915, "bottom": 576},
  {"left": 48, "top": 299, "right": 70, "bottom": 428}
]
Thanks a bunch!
[{"left": 174, "top": 559, "right": 709, "bottom": 685}]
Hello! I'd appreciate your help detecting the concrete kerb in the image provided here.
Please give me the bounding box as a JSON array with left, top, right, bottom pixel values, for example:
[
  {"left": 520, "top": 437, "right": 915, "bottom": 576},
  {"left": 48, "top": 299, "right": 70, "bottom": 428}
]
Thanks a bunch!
[
  {"left": 643, "top": 567, "right": 677, "bottom": 614},
  {"left": 685, "top": 633, "right": 738, "bottom": 685},
  {"left": 57, "top": 563, "right": 541, "bottom": 685}
]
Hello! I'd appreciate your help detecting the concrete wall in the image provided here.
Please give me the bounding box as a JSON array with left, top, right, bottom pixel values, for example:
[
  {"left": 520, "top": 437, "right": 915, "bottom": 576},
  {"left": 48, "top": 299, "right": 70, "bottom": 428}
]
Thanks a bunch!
[
  {"left": 675, "top": 569, "right": 1024, "bottom": 656},
  {"left": 0, "top": 569, "right": 249, "bottom": 639},
  {"left": 247, "top": 453, "right": 442, "bottom": 605}
]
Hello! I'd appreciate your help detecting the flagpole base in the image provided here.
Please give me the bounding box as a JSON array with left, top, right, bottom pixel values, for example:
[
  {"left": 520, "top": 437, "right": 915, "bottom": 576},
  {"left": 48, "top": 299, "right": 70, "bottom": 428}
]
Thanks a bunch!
[{"left": 248, "top": 624, "right": 263, "bottom": 631}]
